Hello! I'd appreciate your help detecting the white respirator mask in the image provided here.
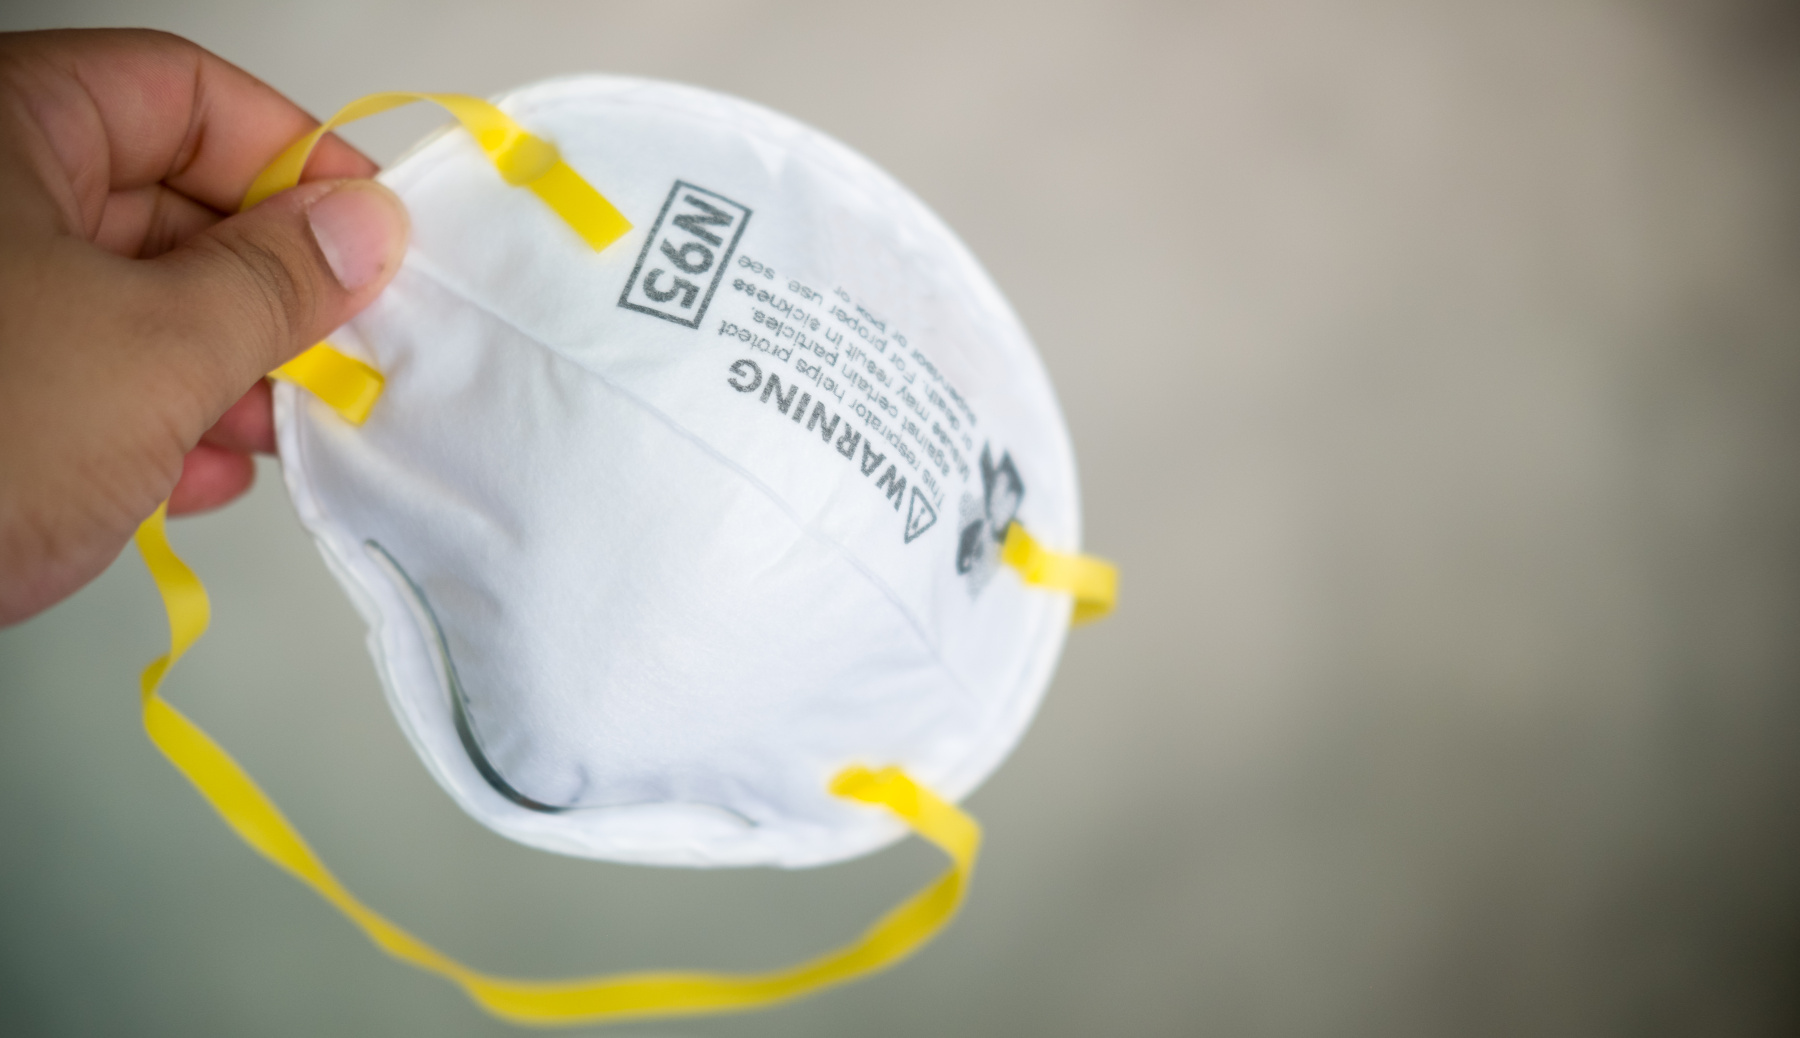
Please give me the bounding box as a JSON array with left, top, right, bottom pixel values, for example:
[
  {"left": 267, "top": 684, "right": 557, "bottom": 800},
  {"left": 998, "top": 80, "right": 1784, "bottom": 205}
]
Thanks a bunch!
[{"left": 130, "top": 76, "right": 1115, "bottom": 1026}]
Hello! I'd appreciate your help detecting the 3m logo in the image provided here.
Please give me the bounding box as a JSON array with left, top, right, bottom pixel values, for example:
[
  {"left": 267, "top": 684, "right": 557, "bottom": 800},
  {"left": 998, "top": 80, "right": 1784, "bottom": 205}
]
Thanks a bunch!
[
  {"left": 618, "top": 181, "right": 751, "bottom": 327},
  {"left": 955, "top": 444, "right": 1024, "bottom": 598}
]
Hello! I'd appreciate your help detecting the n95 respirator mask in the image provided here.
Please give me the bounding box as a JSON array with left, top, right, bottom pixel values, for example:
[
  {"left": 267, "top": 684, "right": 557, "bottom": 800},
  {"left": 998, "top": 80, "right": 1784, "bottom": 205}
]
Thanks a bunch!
[{"left": 130, "top": 77, "right": 1116, "bottom": 1027}]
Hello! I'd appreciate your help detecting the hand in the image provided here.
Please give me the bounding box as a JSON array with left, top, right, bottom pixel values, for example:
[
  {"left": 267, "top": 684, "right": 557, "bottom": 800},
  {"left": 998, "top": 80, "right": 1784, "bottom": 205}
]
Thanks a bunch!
[{"left": 0, "top": 29, "right": 409, "bottom": 626}]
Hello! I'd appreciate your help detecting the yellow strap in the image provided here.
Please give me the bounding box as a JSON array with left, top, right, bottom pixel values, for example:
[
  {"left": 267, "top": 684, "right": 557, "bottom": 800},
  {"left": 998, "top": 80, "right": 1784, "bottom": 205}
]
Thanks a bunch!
[
  {"left": 242, "top": 91, "right": 631, "bottom": 249},
  {"left": 133, "top": 504, "right": 978, "bottom": 1026},
  {"left": 270, "top": 344, "right": 384, "bottom": 425},
  {"left": 1001, "top": 521, "right": 1118, "bottom": 624},
  {"left": 252, "top": 91, "right": 632, "bottom": 424}
]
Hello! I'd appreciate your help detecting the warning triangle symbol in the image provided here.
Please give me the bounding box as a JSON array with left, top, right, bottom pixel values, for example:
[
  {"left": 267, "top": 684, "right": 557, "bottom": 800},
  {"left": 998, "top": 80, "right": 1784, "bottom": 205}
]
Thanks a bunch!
[{"left": 904, "top": 487, "right": 939, "bottom": 544}]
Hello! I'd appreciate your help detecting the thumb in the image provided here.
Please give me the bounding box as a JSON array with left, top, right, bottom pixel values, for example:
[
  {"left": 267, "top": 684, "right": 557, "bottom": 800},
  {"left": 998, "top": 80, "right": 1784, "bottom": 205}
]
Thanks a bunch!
[{"left": 152, "top": 178, "right": 409, "bottom": 423}]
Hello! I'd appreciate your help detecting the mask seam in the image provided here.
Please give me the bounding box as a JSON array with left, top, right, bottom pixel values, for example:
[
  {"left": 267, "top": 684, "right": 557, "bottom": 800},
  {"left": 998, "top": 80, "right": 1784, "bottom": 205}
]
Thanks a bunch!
[{"left": 377, "top": 254, "right": 983, "bottom": 707}]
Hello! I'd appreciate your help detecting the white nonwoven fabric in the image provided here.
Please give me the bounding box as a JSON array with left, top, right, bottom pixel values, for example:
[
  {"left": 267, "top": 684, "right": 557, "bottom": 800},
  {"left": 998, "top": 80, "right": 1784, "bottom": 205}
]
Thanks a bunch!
[{"left": 275, "top": 76, "right": 1081, "bottom": 868}]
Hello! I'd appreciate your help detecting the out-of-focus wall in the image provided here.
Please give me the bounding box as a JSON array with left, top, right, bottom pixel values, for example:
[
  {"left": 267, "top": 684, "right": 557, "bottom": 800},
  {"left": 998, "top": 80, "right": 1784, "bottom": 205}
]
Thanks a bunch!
[{"left": 2, "top": 2, "right": 1797, "bottom": 1035}]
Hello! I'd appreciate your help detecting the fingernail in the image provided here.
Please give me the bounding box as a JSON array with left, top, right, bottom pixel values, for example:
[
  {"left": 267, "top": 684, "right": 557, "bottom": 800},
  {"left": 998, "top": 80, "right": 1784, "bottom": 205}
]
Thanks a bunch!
[{"left": 307, "top": 181, "right": 408, "bottom": 291}]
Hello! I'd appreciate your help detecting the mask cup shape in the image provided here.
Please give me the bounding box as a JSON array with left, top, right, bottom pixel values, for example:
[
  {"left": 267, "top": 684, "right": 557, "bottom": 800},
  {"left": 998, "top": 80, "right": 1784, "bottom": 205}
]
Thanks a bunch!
[{"left": 130, "top": 77, "right": 1116, "bottom": 1026}]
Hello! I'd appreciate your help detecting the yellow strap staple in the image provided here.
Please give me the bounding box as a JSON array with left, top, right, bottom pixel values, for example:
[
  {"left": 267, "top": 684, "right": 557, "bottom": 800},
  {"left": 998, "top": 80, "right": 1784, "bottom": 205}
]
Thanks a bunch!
[
  {"left": 133, "top": 504, "right": 977, "bottom": 1026},
  {"left": 252, "top": 91, "right": 632, "bottom": 423},
  {"left": 1001, "top": 521, "right": 1118, "bottom": 624}
]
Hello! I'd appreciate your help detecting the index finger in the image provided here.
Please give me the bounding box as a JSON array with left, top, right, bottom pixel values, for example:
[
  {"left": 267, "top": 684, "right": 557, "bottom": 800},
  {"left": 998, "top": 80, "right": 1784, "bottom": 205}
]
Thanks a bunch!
[{"left": 0, "top": 29, "right": 376, "bottom": 219}]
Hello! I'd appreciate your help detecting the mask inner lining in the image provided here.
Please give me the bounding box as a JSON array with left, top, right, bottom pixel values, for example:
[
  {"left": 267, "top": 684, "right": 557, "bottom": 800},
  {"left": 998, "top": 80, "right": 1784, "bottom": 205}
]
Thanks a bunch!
[{"left": 362, "top": 539, "right": 759, "bottom": 828}]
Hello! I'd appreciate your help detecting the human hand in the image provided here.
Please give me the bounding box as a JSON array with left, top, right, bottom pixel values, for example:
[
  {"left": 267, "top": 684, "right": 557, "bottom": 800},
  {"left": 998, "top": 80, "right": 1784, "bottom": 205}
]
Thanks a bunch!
[{"left": 0, "top": 29, "right": 409, "bottom": 625}]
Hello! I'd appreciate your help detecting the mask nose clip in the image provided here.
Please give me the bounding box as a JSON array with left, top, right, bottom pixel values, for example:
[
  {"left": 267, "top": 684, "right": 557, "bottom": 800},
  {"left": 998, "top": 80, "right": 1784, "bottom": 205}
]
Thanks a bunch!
[{"left": 363, "top": 539, "right": 570, "bottom": 815}]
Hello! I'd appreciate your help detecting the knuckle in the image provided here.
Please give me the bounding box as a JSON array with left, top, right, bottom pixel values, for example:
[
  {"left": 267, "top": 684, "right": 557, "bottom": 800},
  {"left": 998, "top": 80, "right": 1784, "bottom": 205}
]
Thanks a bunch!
[{"left": 184, "top": 227, "right": 320, "bottom": 355}]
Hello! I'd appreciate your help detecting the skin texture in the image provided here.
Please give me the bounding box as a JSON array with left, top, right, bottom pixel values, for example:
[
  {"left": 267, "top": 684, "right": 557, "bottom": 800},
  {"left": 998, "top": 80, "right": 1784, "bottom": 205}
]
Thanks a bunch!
[{"left": 0, "top": 29, "right": 410, "bottom": 625}]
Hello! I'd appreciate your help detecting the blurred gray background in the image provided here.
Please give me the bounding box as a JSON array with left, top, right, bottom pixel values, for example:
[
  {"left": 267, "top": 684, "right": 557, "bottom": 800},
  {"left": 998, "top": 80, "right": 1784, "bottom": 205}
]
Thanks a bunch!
[{"left": 3, "top": 1, "right": 1798, "bottom": 1035}]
